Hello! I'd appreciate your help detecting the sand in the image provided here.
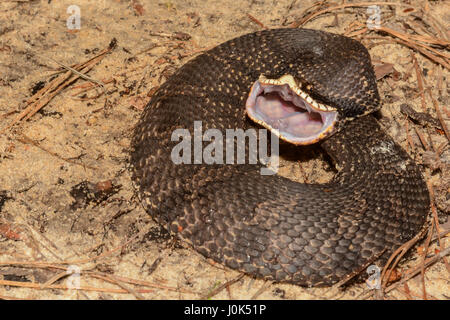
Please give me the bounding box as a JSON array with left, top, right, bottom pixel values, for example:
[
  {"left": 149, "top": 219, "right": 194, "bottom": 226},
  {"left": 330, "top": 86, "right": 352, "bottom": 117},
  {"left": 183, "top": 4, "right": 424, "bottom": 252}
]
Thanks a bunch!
[{"left": 0, "top": 0, "right": 448, "bottom": 300}]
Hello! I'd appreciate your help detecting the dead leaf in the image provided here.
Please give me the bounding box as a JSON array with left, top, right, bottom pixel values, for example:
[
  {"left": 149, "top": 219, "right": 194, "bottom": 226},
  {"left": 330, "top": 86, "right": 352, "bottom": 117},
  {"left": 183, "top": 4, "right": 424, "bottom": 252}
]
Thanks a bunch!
[
  {"left": 0, "top": 223, "right": 22, "bottom": 241},
  {"left": 375, "top": 63, "right": 395, "bottom": 80},
  {"left": 133, "top": 1, "right": 145, "bottom": 16}
]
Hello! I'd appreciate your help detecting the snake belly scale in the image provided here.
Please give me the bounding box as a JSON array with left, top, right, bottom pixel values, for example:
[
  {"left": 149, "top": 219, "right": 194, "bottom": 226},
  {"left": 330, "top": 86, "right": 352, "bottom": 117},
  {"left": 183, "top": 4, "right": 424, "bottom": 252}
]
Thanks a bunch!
[{"left": 130, "top": 28, "right": 429, "bottom": 286}]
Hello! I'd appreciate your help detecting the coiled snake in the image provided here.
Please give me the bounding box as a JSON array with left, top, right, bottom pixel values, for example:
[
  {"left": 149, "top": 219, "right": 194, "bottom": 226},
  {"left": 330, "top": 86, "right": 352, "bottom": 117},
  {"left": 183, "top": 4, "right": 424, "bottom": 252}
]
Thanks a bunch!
[{"left": 130, "top": 29, "right": 429, "bottom": 286}]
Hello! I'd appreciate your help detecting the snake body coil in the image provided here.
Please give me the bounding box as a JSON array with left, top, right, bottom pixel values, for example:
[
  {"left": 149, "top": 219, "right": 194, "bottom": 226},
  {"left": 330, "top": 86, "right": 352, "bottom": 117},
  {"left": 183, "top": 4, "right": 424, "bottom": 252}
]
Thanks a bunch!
[{"left": 130, "top": 29, "right": 429, "bottom": 286}]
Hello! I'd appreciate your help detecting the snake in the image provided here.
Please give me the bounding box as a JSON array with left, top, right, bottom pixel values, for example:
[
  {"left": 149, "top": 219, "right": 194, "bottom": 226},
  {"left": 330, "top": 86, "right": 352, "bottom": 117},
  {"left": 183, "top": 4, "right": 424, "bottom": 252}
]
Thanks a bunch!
[{"left": 130, "top": 28, "right": 430, "bottom": 286}]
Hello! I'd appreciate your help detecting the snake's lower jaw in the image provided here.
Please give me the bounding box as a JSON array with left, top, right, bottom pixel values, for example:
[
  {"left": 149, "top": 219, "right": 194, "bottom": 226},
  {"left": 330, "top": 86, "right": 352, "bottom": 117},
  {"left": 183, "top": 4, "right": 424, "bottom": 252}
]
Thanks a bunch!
[{"left": 246, "top": 75, "right": 339, "bottom": 145}]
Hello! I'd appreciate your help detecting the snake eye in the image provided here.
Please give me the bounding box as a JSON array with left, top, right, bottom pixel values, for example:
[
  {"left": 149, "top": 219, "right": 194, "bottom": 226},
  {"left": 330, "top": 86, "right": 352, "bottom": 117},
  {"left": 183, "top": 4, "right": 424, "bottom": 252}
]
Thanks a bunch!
[{"left": 245, "top": 74, "right": 339, "bottom": 145}]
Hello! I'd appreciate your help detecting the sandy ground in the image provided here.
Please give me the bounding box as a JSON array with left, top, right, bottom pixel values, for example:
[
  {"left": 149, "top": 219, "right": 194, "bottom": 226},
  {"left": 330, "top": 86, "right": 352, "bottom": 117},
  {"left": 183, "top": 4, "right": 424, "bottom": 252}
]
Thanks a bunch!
[{"left": 0, "top": 0, "right": 448, "bottom": 300}]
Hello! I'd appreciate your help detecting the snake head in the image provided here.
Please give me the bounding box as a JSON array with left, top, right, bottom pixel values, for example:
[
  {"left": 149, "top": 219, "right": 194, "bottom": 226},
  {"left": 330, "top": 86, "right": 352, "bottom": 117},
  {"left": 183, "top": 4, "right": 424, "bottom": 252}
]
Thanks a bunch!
[
  {"left": 246, "top": 74, "right": 340, "bottom": 145},
  {"left": 245, "top": 30, "right": 381, "bottom": 145}
]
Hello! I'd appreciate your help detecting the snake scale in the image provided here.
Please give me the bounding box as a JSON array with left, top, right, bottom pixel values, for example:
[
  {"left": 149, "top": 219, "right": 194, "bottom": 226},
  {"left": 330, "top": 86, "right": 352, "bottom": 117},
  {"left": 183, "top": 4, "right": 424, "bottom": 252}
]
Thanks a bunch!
[{"left": 130, "top": 28, "right": 430, "bottom": 286}]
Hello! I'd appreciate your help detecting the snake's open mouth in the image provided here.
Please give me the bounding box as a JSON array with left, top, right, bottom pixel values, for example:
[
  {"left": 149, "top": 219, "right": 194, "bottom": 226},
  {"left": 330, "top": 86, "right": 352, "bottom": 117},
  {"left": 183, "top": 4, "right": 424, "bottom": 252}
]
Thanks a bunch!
[{"left": 246, "top": 75, "right": 338, "bottom": 145}]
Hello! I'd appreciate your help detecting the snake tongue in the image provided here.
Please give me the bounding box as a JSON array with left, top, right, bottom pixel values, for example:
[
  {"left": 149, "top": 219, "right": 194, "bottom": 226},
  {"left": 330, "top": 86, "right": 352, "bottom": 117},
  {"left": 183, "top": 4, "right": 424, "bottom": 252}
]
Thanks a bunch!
[{"left": 246, "top": 79, "right": 338, "bottom": 145}]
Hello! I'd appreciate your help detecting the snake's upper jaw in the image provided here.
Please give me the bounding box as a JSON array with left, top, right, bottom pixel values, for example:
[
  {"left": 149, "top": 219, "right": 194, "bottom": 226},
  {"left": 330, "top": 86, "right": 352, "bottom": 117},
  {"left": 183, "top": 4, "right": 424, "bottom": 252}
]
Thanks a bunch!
[{"left": 246, "top": 74, "right": 339, "bottom": 145}]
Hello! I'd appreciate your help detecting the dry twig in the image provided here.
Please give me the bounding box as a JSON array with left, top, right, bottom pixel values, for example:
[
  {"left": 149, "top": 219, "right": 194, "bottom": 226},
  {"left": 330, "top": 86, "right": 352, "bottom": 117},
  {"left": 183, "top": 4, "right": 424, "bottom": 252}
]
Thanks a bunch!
[{"left": 1, "top": 39, "right": 116, "bottom": 133}]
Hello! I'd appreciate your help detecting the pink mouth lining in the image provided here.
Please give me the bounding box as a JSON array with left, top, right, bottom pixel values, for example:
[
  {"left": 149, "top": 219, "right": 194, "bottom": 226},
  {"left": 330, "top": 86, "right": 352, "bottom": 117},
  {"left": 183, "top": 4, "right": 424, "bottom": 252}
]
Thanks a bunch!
[{"left": 245, "top": 80, "right": 338, "bottom": 145}]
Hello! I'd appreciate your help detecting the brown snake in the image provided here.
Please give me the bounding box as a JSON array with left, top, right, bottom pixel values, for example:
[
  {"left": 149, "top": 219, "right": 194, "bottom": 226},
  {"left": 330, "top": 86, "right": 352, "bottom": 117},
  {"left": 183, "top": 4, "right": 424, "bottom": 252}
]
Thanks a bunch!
[{"left": 130, "top": 28, "right": 429, "bottom": 286}]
